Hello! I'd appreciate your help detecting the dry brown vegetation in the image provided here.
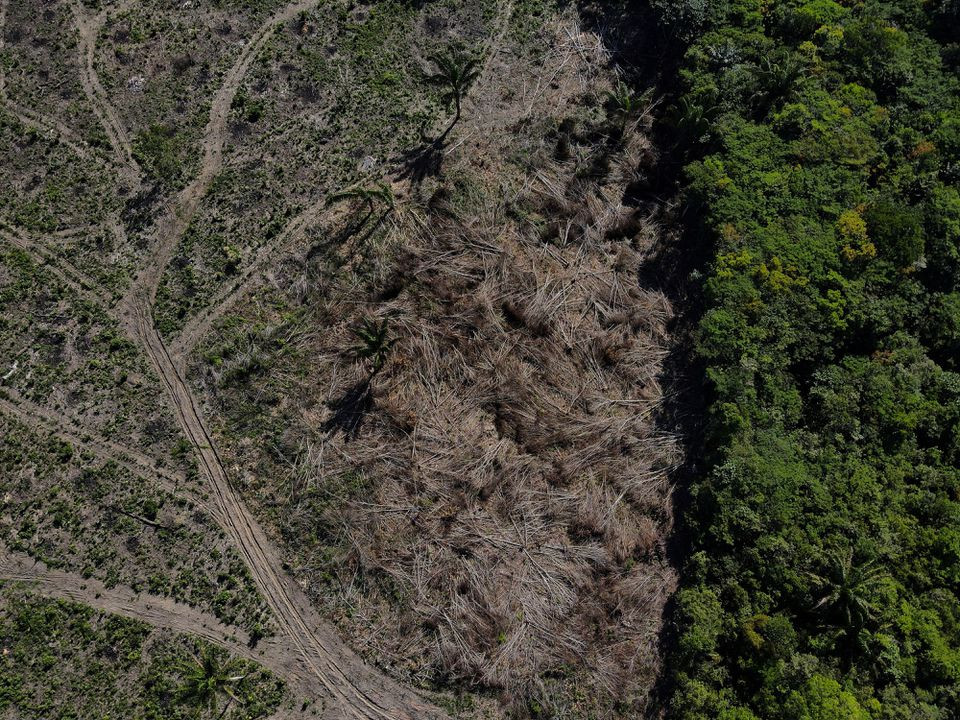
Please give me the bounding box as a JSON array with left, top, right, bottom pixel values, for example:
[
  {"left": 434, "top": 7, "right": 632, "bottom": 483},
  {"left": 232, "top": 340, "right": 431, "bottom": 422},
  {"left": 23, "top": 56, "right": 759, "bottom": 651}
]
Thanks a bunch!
[{"left": 198, "top": 11, "right": 681, "bottom": 718}]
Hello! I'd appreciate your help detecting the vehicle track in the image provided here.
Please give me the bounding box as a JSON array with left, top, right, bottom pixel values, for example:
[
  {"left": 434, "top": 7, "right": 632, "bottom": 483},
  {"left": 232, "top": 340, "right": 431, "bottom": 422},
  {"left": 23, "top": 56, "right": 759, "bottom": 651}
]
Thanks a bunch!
[
  {"left": 70, "top": 0, "right": 138, "bottom": 172},
  {"left": 0, "top": 0, "right": 106, "bottom": 163},
  {"left": 0, "top": 551, "right": 323, "bottom": 714},
  {"left": 100, "top": 1, "right": 448, "bottom": 717},
  {"left": 127, "top": 0, "right": 324, "bottom": 313},
  {"left": 132, "top": 306, "right": 446, "bottom": 720},
  {"left": 0, "top": 392, "right": 202, "bottom": 512},
  {"left": 4, "top": 0, "right": 511, "bottom": 716},
  {"left": 0, "top": 97, "right": 98, "bottom": 160},
  {"left": 0, "top": 226, "right": 116, "bottom": 308},
  {"left": 170, "top": 202, "right": 334, "bottom": 358},
  {"left": 170, "top": 0, "right": 518, "bottom": 360}
]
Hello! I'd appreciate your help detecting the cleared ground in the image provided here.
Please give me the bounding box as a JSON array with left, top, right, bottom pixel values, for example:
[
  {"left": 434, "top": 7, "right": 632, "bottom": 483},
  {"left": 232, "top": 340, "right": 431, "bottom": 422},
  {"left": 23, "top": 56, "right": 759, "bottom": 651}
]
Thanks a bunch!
[{"left": 1, "top": 0, "right": 680, "bottom": 718}]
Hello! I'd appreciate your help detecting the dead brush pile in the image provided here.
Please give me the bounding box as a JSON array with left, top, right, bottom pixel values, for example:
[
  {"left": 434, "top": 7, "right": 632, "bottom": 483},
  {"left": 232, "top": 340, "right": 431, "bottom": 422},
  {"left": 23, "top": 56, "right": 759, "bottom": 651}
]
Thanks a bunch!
[
  {"left": 203, "top": 15, "right": 684, "bottom": 718},
  {"left": 276, "top": 133, "right": 681, "bottom": 716}
]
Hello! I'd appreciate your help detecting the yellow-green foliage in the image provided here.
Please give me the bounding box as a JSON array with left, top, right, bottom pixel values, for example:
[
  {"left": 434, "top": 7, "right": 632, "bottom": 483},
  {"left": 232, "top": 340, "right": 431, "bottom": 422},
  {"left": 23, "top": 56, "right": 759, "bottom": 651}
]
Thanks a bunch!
[{"left": 657, "top": 0, "right": 960, "bottom": 718}]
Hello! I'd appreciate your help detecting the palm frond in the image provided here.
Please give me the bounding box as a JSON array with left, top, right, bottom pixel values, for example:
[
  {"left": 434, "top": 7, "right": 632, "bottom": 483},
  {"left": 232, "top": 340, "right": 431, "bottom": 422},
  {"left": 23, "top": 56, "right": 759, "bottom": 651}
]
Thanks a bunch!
[
  {"left": 328, "top": 181, "right": 395, "bottom": 210},
  {"left": 350, "top": 317, "right": 397, "bottom": 374}
]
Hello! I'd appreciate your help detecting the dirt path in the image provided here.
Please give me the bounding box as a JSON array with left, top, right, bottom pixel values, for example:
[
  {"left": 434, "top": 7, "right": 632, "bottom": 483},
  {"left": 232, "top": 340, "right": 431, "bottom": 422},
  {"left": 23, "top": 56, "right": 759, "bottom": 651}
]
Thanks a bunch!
[
  {"left": 128, "top": 0, "right": 324, "bottom": 314},
  {"left": 132, "top": 306, "right": 445, "bottom": 720},
  {"left": 2, "top": 1, "right": 517, "bottom": 716},
  {"left": 0, "top": 0, "right": 103, "bottom": 163},
  {"left": 0, "top": 392, "right": 205, "bottom": 513},
  {"left": 70, "top": 0, "right": 137, "bottom": 171},
  {"left": 2, "top": 380, "right": 440, "bottom": 718},
  {"left": 0, "top": 551, "right": 322, "bottom": 716},
  {"left": 171, "top": 202, "right": 333, "bottom": 357},
  {"left": 97, "top": 2, "right": 448, "bottom": 717},
  {"left": 0, "top": 97, "right": 98, "bottom": 160},
  {"left": 0, "top": 226, "right": 116, "bottom": 307},
  {"left": 170, "top": 0, "right": 518, "bottom": 360}
]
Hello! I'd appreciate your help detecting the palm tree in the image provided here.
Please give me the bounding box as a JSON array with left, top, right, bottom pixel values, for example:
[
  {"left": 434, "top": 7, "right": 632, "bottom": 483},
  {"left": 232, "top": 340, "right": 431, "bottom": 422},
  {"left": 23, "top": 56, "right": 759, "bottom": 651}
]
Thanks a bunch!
[
  {"left": 809, "top": 548, "right": 887, "bottom": 633},
  {"left": 604, "top": 80, "right": 643, "bottom": 137},
  {"left": 751, "top": 53, "right": 806, "bottom": 113},
  {"left": 350, "top": 317, "right": 397, "bottom": 376},
  {"left": 427, "top": 45, "right": 480, "bottom": 131},
  {"left": 328, "top": 182, "right": 395, "bottom": 215},
  {"left": 674, "top": 95, "right": 718, "bottom": 146},
  {"left": 178, "top": 648, "right": 247, "bottom": 719}
]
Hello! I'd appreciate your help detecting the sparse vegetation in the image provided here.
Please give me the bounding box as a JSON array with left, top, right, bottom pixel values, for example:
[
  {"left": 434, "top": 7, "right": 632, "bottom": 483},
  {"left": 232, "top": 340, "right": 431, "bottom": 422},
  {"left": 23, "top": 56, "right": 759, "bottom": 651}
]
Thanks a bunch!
[
  {"left": 0, "top": 414, "right": 273, "bottom": 635},
  {"left": 0, "top": 586, "right": 285, "bottom": 719}
]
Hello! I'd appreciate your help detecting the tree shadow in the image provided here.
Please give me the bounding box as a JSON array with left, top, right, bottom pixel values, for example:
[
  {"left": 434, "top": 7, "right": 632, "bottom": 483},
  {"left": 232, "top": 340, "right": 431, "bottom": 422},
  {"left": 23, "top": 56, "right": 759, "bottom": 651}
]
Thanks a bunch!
[
  {"left": 321, "top": 379, "right": 373, "bottom": 437},
  {"left": 396, "top": 136, "right": 446, "bottom": 185},
  {"left": 305, "top": 205, "right": 393, "bottom": 262},
  {"left": 633, "top": 207, "right": 710, "bottom": 720}
]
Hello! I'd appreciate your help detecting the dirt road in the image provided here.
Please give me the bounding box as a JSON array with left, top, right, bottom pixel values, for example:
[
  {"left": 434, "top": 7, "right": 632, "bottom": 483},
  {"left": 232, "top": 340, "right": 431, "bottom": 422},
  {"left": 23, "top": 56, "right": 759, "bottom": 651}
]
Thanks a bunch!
[
  {"left": 70, "top": 0, "right": 137, "bottom": 171},
  {"left": 131, "top": 306, "right": 446, "bottom": 720},
  {"left": 0, "top": 551, "right": 333, "bottom": 714}
]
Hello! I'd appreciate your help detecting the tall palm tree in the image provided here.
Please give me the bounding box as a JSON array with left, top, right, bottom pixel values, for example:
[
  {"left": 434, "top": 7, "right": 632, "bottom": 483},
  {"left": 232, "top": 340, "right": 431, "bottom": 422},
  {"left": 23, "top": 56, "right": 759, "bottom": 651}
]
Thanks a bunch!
[
  {"left": 809, "top": 548, "right": 887, "bottom": 633},
  {"left": 427, "top": 46, "right": 480, "bottom": 130},
  {"left": 350, "top": 317, "right": 397, "bottom": 376},
  {"left": 178, "top": 648, "right": 247, "bottom": 719}
]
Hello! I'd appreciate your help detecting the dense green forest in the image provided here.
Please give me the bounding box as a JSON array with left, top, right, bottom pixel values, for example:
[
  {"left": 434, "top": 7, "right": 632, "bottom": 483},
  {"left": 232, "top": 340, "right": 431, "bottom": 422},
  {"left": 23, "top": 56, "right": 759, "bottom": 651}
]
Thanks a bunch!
[{"left": 651, "top": 1, "right": 960, "bottom": 718}]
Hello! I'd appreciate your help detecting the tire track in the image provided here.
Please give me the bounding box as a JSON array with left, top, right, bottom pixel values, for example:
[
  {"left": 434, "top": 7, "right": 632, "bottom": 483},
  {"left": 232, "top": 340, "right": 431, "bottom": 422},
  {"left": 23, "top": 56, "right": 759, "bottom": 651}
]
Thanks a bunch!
[
  {"left": 133, "top": 305, "right": 445, "bottom": 720},
  {"left": 0, "top": 226, "right": 116, "bottom": 308},
  {"left": 0, "top": 0, "right": 107, "bottom": 164},
  {"left": 0, "top": 97, "right": 97, "bottom": 160},
  {"left": 0, "top": 392, "right": 205, "bottom": 514},
  {"left": 170, "top": 202, "right": 334, "bottom": 358},
  {"left": 0, "top": 551, "right": 322, "bottom": 711},
  {"left": 6, "top": 0, "right": 509, "bottom": 716},
  {"left": 116, "top": 2, "right": 448, "bottom": 717},
  {"left": 169, "top": 0, "right": 516, "bottom": 359},
  {"left": 129, "top": 0, "right": 324, "bottom": 311},
  {"left": 70, "top": 0, "right": 137, "bottom": 171}
]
